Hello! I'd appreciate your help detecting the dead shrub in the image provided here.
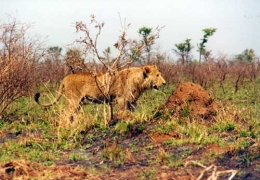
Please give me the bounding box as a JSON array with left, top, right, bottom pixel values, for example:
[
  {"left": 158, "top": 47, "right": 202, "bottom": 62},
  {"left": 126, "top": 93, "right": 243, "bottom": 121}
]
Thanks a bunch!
[{"left": 0, "top": 16, "right": 43, "bottom": 114}]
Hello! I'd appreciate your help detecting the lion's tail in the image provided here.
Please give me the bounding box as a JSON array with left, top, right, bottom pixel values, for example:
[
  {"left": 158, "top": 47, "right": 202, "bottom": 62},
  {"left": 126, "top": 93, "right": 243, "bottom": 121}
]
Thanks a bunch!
[{"left": 34, "top": 83, "right": 64, "bottom": 107}]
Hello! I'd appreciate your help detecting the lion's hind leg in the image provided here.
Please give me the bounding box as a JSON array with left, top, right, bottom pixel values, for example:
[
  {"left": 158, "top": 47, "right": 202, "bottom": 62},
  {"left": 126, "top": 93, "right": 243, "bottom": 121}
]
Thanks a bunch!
[{"left": 61, "top": 91, "right": 83, "bottom": 125}]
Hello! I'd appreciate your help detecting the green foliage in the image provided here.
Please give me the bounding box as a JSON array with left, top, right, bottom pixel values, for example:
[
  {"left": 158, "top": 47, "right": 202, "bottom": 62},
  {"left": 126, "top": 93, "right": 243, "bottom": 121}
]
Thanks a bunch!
[
  {"left": 114, "top": 121, "right": 131, "bottom": 135},
  {"left": 210, "top": 121, "right": 235, "bottom": 133},
  {"left": 138, "top": 27, "right": 152, "bottom": 38},
  {"left": 180, "top": 105, "right": 192, "bottom": 117},
  {"left": 47, "top": 46, "right": 62, "bottom": 54},
  {"left": 138, "top": 26, "right": 153, "bottom": 63},
  {"left": 153, "top": 122, "right": 175, "bottom": 134},
  {"left": 173, "top": 39, "right": 193, "bottom": 64},
  {"left": 137, "top": 167, "right": 156, "bottom": 180},
  {"left": 236, "top": 49, "right": 255, "bottom": 62},
  {"left": 198, "top": 28, "right": 217, "bottom": 62},
  {"left": 129, "top": 49, "right": 142, "bottom": 62},
  {"left": 68, "top": 152, "right": 85, "bottom": 162}
]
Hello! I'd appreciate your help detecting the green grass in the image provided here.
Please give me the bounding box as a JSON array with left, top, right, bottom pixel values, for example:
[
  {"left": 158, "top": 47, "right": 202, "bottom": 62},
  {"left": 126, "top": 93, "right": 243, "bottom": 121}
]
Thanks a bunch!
[{"left": 0, "top": 79, "right": 259, "bottom": 179}]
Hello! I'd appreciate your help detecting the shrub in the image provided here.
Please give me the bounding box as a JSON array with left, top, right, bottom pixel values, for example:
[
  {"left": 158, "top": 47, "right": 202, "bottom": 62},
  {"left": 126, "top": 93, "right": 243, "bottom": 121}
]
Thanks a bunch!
[{"left": 0, "top": 17, "right": 43, "bottom": 114}]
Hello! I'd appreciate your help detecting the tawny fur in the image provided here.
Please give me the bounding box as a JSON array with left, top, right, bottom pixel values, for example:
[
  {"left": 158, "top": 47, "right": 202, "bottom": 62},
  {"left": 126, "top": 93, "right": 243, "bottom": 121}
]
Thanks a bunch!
[{"left": 35, "top": 65, "right": 166, "bottom": 113}]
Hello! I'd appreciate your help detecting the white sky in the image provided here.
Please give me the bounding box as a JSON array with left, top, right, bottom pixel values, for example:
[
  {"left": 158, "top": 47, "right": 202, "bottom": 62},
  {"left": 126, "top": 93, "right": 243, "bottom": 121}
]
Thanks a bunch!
[{"left": 1, "top": 0, "right": 260, "bottom": 59}]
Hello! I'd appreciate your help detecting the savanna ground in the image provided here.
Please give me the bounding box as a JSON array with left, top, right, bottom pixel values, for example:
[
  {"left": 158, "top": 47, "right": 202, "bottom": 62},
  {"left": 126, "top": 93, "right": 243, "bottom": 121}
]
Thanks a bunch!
[
  {"left": 0, "top": 78, "right": 260, "bottom": 180},
  {"left": 0, "top": 16, "right": 260, "bottom": 180}
]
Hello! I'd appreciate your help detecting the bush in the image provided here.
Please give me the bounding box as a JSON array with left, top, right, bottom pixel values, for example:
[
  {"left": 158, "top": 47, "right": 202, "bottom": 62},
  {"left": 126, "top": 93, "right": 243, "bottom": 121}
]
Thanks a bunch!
[{"left": 0, "top": 17, "right": 43, "bottom": 114}]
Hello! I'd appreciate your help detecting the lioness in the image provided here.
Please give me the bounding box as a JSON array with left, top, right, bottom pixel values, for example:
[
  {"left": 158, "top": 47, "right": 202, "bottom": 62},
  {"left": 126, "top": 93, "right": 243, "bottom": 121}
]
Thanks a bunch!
[{"left": 35, "top": 65, "right": 166, "bottom": 117}]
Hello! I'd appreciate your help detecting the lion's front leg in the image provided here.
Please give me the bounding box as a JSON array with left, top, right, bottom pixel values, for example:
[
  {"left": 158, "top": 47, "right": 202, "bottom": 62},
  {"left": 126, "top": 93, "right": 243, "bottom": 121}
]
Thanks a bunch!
[
  {"left": 114, "top": 96, "right": 135, "bottom": 120},
  {"left": 116, "top": 96, "right": 128, "bottom": 111},
  {"left": 127, "top": 101, "right": 137, "bottom": 111}
]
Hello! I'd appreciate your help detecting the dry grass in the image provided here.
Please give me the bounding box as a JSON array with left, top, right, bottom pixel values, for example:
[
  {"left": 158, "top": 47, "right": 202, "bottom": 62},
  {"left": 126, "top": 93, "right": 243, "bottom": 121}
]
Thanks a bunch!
[{"left": 0, "top": 160, "right": 94, "bottom": 180}]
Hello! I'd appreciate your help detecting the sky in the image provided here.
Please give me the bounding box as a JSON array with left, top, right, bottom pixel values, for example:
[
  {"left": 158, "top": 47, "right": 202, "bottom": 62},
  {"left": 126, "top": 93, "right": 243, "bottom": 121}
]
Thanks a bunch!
[{"left": 1, "top": 0, "right": 260, "bottom": 60}]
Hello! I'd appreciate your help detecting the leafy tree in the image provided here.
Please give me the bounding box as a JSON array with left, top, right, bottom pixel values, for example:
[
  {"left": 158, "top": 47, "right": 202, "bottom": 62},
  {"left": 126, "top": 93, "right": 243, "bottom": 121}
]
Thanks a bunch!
[
  {"left": 198, "top": 28, "right": 217, "bottom": 62},
  {"left": 236, "top": 49, "right": 255, "bottom": 62},
  {"left": 48, "top": 46, "right": 62, "bottom": 53},
  {"left": 138, "top": 26, "right": 153, "bottom": 63},
  {"left": 40, "top": 46, "right": 64, "bottom": 87},
  {"left": 47, "top": 46, "right": 62, "bottom": 62},
  {"left": 172, "top": 39, "right": 193, "bottom": 65}
]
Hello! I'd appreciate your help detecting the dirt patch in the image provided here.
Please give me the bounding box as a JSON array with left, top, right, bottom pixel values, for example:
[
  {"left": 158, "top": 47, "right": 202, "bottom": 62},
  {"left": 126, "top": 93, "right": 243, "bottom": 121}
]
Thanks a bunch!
[
  {"left": 150, "top": 131, "right": 183, "bottom": 144},
  {"left": 165, "top": 82, "right": 218, "bottom": 119}
]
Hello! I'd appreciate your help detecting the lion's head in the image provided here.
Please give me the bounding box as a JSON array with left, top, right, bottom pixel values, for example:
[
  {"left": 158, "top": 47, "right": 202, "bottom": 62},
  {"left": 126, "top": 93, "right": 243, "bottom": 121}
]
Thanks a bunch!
[{"left": 141, "top": 65, "right": 166, "bottom": 90}]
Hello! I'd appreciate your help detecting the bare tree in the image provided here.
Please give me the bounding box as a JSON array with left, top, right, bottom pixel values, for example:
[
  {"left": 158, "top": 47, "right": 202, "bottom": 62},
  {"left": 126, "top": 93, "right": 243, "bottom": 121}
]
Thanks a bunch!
[
  {"left": 0, "top": 16, "right": 43, "bottom": 114},
  {"left": 75, "top": 15, "right": 135, "bottom": 121},
  {"left": 215, "top": 55, "right": 228, "bottom": 93},
  {"left": 74, "top": 15, "right": 162, "bottom": 121}
]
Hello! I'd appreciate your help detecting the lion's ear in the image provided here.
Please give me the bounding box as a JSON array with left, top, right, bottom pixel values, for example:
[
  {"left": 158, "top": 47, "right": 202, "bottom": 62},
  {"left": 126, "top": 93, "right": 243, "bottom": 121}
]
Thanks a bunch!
[
  {"left": 143, "top": 66, "right": 151, "bottom": 74},
  {"left": 143, "top": 66, "right": 151, "bottom": 78}
]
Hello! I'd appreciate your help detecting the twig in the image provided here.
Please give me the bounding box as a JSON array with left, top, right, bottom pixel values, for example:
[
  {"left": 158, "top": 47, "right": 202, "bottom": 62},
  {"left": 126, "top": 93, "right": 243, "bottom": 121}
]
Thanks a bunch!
[{"left": 185, "top": 161, "right": 238, "bottom": 180}]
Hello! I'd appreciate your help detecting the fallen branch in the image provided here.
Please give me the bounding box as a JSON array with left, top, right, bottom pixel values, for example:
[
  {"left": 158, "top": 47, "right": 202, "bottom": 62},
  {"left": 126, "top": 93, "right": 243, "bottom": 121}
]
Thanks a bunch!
[{"left": 185, "top": 161, "right": 237, "bottom": 180}]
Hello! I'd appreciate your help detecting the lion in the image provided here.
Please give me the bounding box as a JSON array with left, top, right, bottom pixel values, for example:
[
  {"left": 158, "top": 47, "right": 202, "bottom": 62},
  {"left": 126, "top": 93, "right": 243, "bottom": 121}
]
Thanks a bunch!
[{"left": 35, "top": 65, "right": 166, "bottom": 119}]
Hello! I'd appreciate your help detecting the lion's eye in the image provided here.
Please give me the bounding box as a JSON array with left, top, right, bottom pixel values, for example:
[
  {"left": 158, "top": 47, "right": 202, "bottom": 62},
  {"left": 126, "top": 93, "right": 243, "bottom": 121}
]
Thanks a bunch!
[{"left": 156, "top": 74, "right": 159, "bottom": 77}]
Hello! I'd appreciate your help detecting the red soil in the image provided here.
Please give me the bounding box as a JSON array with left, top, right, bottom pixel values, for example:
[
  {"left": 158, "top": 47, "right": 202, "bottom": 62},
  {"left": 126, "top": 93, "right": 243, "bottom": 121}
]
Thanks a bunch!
[{"left": 165, "top": 82, "right": 218, "bottom": 119}]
